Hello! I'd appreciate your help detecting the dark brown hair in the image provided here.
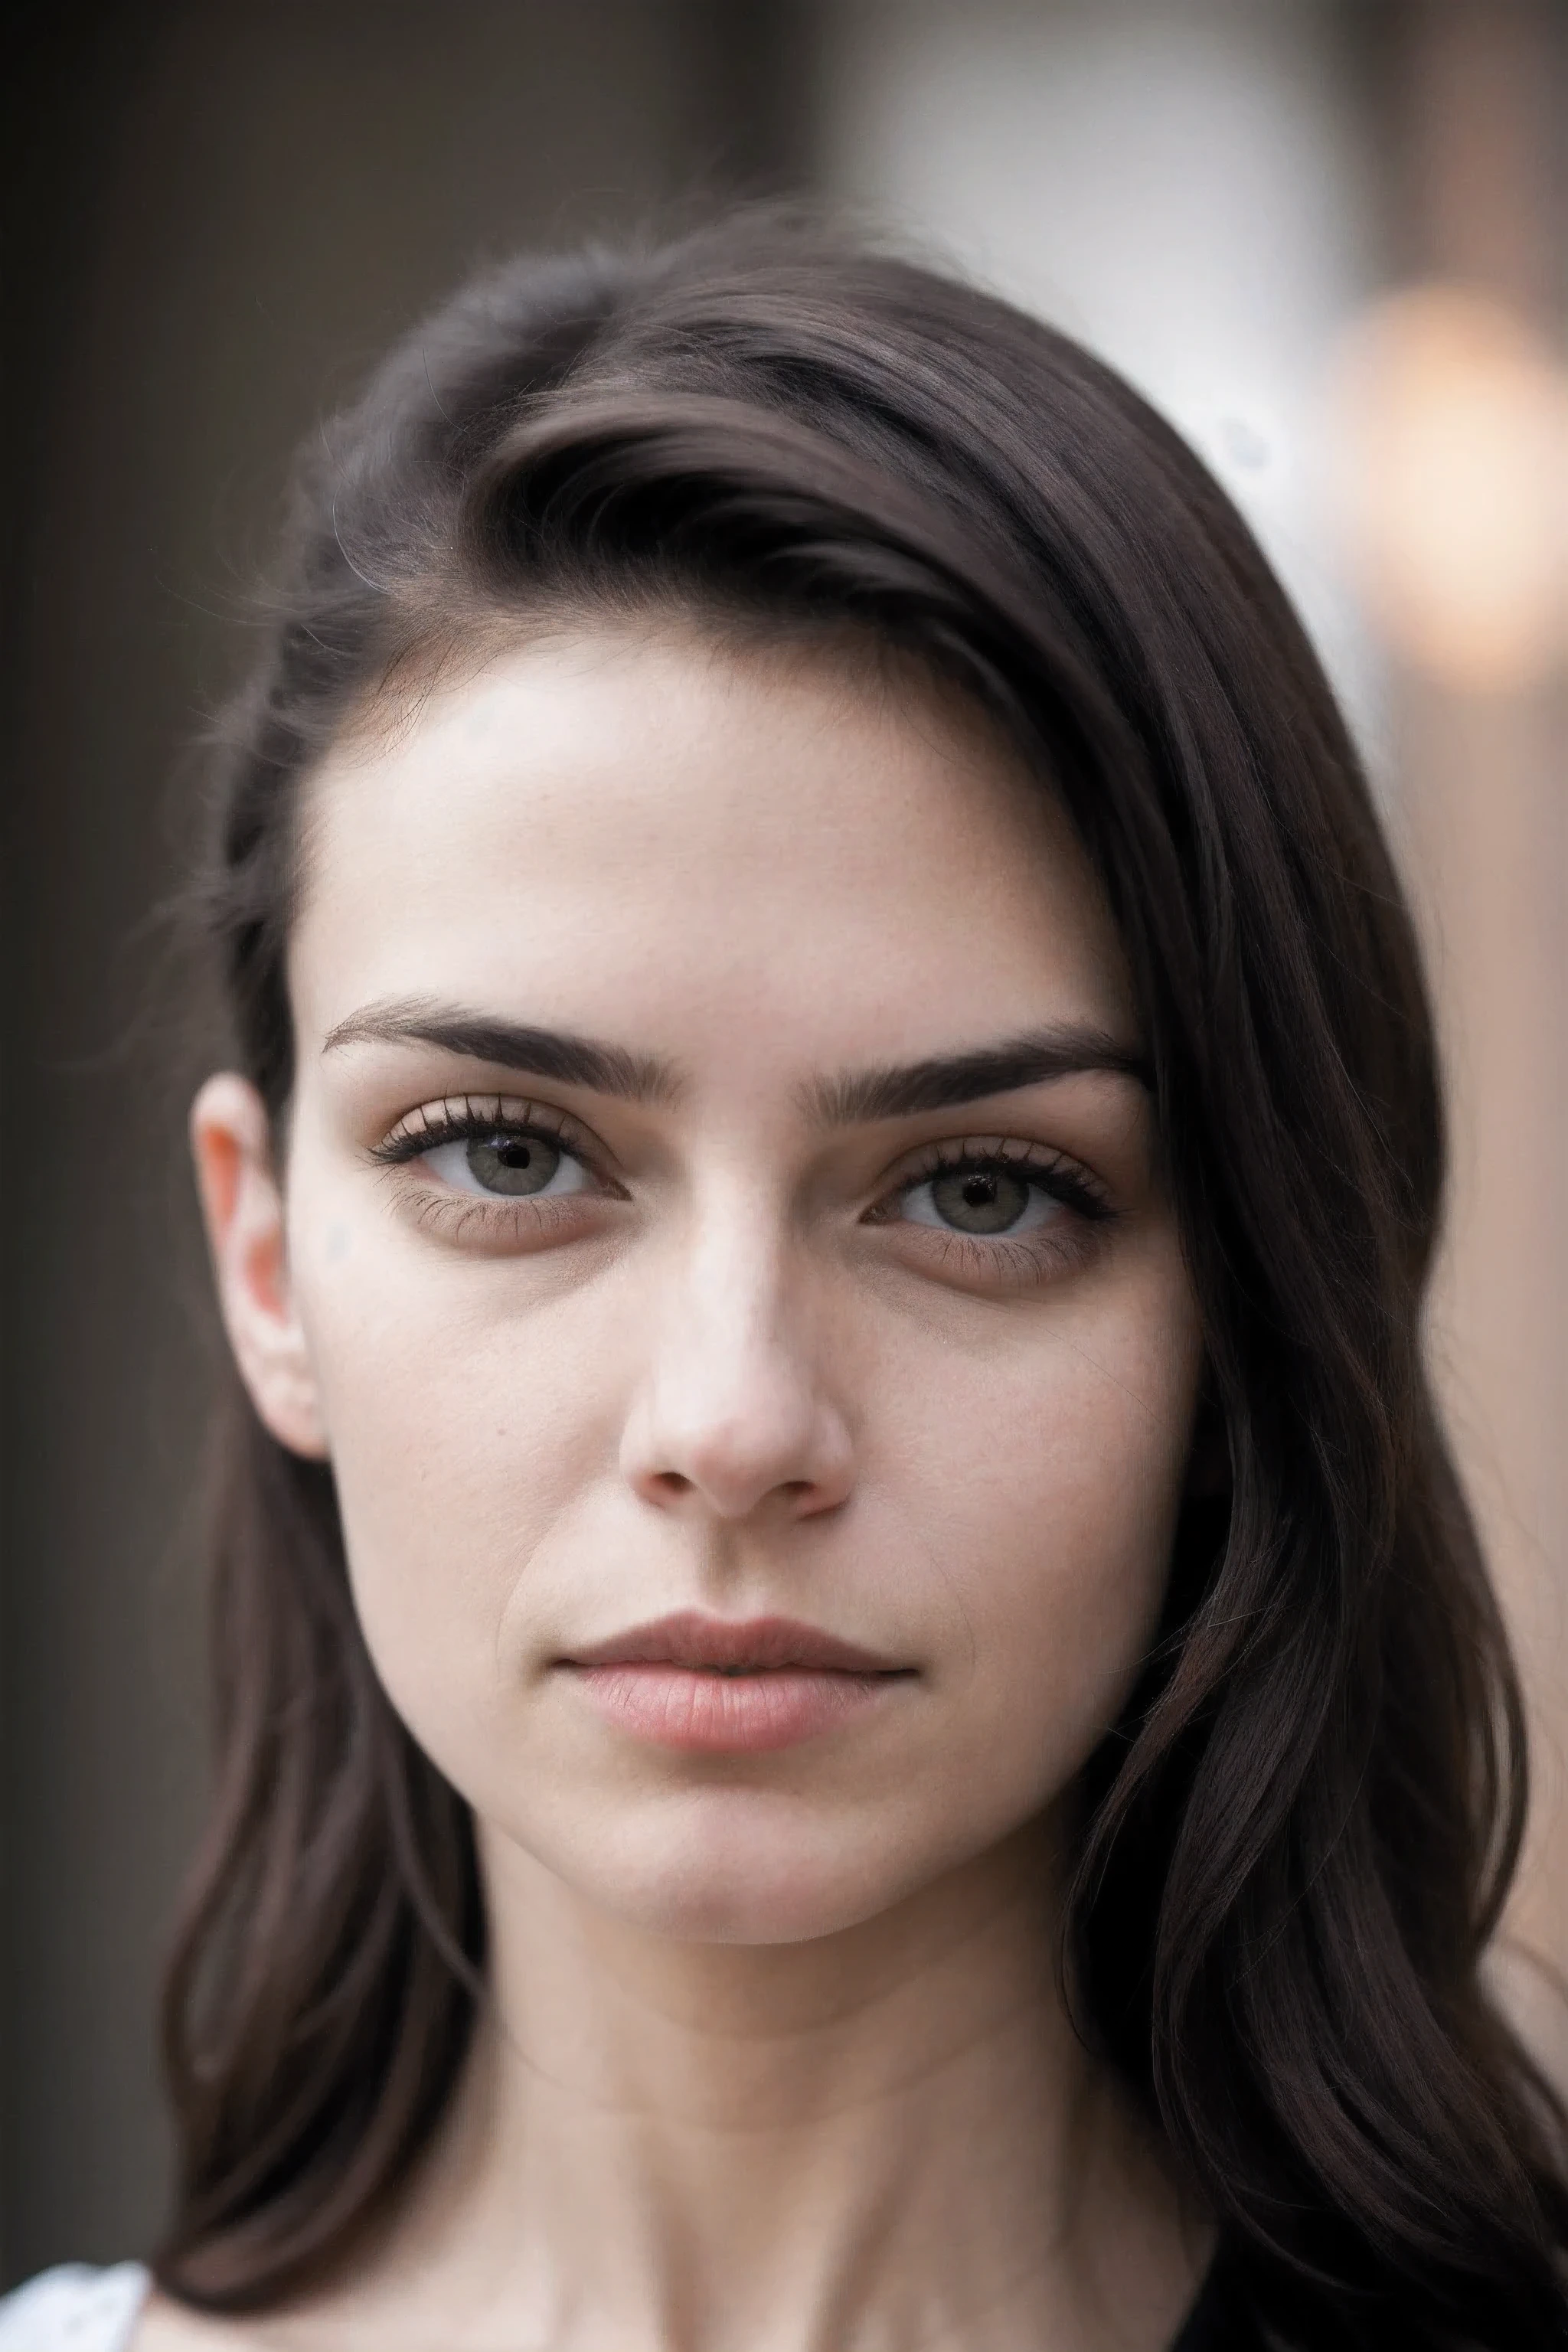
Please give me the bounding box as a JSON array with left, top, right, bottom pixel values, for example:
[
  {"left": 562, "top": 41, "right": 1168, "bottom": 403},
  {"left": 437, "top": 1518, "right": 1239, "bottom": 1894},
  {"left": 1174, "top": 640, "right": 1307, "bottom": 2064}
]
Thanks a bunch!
[{"left": 158, "top": 212, "right": 1568, "bottom": 2345}]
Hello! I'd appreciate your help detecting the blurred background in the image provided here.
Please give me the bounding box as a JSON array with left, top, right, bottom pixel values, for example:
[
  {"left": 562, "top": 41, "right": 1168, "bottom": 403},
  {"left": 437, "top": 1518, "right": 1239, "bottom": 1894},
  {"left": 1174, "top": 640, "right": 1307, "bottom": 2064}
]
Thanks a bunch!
[{"left": 3, "top": 0, "right": 1566, "bottom": 2284}]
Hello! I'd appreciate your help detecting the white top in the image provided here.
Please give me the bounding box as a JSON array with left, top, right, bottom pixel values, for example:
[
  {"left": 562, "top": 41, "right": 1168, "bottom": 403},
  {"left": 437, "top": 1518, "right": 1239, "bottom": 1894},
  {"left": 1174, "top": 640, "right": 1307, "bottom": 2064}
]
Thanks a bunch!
[{"left": 0, "top": 2266, "right": 150, "bottom": 2350}]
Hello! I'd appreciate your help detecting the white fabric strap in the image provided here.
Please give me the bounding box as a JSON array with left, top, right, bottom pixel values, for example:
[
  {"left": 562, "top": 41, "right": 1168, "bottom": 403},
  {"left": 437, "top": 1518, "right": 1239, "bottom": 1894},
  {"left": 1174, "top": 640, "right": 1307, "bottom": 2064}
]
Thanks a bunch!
[{"left": 0, "top": 2264, "right": 150, "bottom": 2350}]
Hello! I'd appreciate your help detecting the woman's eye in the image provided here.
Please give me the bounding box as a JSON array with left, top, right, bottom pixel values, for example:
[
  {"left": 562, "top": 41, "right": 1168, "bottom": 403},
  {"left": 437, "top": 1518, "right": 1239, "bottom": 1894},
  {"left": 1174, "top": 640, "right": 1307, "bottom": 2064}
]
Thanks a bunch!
[
  {"left": 422, "top": 1131, "right": 596, "bottom": 1200},
  {"left": 898, "top": 1164, "right": 1065, "bottom": 1237}
]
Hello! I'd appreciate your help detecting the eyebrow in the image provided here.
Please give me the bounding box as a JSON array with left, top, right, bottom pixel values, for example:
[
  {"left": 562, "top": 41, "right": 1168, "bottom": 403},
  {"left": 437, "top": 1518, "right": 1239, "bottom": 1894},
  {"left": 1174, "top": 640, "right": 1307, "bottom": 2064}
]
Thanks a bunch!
[
  {"left": 322, "top": 998, "right": 1148, "bottom": 1124},
  {"left": 322, "top": 999, "right": 681, "bottom": 1105},
  {"left": 805, "top": 1026, "right": 1149, "bottom": 1125}
]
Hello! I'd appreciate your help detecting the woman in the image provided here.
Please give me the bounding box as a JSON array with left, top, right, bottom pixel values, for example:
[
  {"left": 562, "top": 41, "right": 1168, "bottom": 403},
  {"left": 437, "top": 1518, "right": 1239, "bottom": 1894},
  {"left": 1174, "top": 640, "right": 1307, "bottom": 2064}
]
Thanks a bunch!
[{"left": 4, "top": 213, "right": 1565, "bottom": 2351}]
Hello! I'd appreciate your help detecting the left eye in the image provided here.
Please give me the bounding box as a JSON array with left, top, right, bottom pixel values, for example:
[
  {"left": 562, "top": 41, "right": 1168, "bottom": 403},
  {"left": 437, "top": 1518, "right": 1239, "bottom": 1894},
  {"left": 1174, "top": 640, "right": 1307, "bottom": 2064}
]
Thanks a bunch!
[
  {"left": 423, "top": 1131, "right": 596, "bottom": 1200},
  {"left": 898, "top": 1164, "right": 1064, "bottom": 1237}
]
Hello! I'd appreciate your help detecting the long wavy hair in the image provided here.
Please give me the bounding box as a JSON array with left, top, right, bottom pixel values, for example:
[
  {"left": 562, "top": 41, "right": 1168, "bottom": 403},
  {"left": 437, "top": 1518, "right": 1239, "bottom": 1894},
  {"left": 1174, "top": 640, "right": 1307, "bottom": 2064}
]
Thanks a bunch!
[{"left": 157, "top": 212, "right": 1568, "bottom": 2345}]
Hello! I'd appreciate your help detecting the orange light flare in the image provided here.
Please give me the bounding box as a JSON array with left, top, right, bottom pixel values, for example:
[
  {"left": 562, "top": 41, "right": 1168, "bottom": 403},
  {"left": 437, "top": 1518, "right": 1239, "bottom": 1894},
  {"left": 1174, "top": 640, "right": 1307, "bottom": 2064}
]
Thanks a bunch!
[{"left": 1328, "top": 285, "right": 1568, "bottom": 695}]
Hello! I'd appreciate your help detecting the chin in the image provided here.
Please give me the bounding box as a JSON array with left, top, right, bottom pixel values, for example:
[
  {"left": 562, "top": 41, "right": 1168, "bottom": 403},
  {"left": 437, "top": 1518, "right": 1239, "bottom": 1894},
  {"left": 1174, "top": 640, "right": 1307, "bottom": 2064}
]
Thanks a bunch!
[{"left": 546, "top": 1795, "right": 936, "bottom": 1945}]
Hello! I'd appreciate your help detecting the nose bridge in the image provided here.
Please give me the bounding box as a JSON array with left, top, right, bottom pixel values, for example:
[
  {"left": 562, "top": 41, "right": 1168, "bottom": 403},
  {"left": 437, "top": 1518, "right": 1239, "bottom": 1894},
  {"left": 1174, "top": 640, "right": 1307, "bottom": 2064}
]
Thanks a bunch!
[
  {"left": 663, "top": 1178, "right": 812, "bottom": 1452},
  {"left": 622, "top": 1170, "right": 851, "bottom": 1521}
]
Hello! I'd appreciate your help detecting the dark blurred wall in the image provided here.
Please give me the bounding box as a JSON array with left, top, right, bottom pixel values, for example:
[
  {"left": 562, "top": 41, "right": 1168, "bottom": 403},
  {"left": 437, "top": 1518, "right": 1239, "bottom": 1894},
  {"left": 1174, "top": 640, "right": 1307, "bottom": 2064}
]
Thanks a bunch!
[{"left": 0, "top": 0, "right": 817, "bottom": 2282}]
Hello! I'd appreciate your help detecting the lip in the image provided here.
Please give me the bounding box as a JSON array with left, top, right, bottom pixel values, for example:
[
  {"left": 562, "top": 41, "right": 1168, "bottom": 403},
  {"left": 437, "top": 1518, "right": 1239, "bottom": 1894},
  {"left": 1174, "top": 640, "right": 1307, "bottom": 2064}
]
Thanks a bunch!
[
  {"left": 559, "top": 1611, "right": 913, "bottom": 1753},
  {"left": 563, "top": 1610, "right": 903, "bottom": 1674}
]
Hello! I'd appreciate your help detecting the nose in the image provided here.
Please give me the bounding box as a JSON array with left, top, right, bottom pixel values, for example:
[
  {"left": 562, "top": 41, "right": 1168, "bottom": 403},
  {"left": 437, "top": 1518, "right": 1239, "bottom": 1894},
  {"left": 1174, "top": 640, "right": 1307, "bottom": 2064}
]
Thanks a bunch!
[{"left": 618, "top": 1203, "right": 854, "bottom": 1527}]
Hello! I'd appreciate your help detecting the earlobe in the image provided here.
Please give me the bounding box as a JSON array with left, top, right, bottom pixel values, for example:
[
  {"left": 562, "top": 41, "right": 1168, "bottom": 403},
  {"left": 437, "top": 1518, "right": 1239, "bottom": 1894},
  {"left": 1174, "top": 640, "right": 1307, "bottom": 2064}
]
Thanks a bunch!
[{"left": 190, "top": 1073, "right": 329, "bottom": 1460}]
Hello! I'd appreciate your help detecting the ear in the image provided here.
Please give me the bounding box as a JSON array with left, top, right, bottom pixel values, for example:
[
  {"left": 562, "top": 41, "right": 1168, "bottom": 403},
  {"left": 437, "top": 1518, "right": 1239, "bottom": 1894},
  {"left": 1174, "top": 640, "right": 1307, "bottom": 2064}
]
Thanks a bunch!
[{"left": 191, "top": 1073, "right": 328, "bottom": 1459}]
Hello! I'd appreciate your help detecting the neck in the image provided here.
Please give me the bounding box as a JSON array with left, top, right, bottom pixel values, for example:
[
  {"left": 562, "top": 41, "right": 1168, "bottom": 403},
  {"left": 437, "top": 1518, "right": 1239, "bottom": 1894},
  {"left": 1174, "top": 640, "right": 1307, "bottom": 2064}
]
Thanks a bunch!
[{"left": 318, "top": 1822, "right": 1204, "bottom": 2352}]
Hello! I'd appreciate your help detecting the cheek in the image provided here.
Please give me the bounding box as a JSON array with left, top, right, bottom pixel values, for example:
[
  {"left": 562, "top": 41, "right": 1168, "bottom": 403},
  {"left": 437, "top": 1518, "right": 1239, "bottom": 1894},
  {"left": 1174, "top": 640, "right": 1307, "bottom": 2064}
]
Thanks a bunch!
[
  {"left": 286, "top": 1199, "right": 635, "bottom": 1723},
  {"left": 874, "top": 1263, "right": 1202, "bottom": 1813}
]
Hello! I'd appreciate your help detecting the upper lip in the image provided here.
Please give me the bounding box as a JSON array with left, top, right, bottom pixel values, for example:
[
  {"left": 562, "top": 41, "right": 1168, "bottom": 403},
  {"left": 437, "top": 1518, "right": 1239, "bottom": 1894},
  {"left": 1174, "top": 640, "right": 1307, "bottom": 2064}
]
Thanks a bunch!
[{"left": 561, "top": 1610, "right": 907, "bottom": 1674}]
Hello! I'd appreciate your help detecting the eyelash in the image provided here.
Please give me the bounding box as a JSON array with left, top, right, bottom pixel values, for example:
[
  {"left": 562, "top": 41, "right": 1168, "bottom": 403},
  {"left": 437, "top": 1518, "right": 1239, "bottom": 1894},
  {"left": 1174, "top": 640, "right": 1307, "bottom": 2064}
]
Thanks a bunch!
[
  {"left": 369, "top": 1100, "right": 1116, "bottom": 1282},
  {"left": 369, "top": 1096, "right": 619, "bottom": 1243},
  {"left": 866, "top": 1135, "right": 1116, "bottom": 1285},
  {"left": 372, "top": 1095, "right": 603, "bottom": 1170}
]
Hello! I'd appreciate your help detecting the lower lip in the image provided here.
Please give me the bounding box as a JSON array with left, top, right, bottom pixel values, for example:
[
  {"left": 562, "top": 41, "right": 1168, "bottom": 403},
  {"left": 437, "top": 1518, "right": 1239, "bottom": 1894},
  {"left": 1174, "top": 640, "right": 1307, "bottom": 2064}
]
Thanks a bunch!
[{"left": 565, "top": 1664, "right": 904, "bottom": 1753}]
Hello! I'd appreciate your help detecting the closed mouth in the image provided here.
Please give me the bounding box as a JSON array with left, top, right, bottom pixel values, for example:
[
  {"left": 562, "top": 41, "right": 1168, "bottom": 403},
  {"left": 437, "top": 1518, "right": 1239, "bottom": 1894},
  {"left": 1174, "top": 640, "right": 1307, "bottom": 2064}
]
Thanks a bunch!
[
  {"left": 560, "top": 1609, "right": 911, "bottom": 1678},
  {"left": 558, "top": 1612, "right": 915, "bottom": 1753}
]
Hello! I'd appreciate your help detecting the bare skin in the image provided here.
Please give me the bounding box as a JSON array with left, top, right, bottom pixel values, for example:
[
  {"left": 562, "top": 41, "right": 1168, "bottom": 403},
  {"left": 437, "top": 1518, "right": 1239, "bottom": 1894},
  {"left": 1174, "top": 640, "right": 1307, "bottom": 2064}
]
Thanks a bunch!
[{"left": 159, "top": 629, "right": 1211, "bottom": 2350}]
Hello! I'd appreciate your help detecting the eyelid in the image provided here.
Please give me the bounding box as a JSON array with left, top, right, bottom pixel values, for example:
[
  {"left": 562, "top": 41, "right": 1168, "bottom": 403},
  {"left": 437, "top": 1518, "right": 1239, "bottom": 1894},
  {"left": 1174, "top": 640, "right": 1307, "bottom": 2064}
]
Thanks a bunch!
[
  {"left": 867, "top": 1132, "right": 1113, "bottom": 1214},
  {"left": 371, "top": 1093, "right": 615, "bottom": 1180}
]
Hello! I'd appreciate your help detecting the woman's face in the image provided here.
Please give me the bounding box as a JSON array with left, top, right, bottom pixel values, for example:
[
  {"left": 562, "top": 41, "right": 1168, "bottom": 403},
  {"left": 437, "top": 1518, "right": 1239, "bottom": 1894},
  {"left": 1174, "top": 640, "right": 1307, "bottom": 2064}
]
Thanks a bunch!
[{"left": 201, "top": 627, "right": 1204, "bottom": 1943}]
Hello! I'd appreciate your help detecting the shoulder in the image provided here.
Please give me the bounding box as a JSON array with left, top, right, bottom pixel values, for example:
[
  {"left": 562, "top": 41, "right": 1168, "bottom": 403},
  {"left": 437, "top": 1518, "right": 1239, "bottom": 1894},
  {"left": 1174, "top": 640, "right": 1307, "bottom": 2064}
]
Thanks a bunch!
[{"left": 0, "top": 2265, "right": 149, "bottom": 2350}]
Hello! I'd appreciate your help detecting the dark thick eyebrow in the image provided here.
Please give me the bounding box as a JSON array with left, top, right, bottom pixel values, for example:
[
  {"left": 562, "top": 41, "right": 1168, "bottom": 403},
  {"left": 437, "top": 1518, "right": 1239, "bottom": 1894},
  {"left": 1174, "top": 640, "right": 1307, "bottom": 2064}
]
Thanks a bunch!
[
  {"left": 322, "top": 999, "right": 1145, "bottom": 1125},
  {"left": 807, "top": 1026, "right": 1149, "bottom": 1127},
  {"left": 322, "top": 998, "right": 682, "bottom": 1106}
]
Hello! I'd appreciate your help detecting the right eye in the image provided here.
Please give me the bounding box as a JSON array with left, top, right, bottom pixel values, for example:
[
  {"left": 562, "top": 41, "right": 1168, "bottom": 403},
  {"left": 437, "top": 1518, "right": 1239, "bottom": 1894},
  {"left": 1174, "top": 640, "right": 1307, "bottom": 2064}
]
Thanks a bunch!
[{"left": 423, "top": 1127, "right": 598, "bottom": 1200}]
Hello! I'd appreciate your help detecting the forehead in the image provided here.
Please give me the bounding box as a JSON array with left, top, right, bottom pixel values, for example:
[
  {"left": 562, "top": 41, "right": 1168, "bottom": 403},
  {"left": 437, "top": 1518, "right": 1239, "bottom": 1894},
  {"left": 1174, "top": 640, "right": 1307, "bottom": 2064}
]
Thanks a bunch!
[{"left": 290, "top": 628, "right": 1135, "bottom": 1065}]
